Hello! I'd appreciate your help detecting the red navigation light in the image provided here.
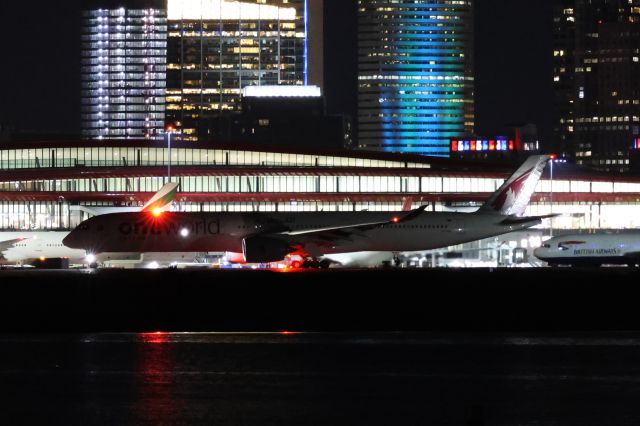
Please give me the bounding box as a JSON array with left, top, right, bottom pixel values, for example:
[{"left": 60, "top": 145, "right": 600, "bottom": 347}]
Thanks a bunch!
[
  {"left": 470, "top": 140, "right": 476, "bottom": 151},
  {"left": 451, "top": 140, "right": 458, "bottom": 151},
  {"left": 489, "top": 140, "right": 495, "bottom": 151},
  {"left": 508, "top": 140, "right": 514, "bottom": 151},
  {"left": 392, "top": 217, "right": 400, "bottom": 223},
  {"left": 165, "top": 123, "right": 175, "bottom": 132},
  {"left": 550, "top": 153, "right": 557, "bottom": 160}
]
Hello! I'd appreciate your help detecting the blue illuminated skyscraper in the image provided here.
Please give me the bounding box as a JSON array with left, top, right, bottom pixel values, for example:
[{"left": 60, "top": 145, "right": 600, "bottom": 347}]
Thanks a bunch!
[{"left": 357, "top": 0, "right": 474, "bottom": 156}]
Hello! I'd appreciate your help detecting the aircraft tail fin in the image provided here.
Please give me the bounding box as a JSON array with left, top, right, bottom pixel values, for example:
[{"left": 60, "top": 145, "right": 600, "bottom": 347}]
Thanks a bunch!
[
  {"left": 479, "top": 155, "right": 550, "bottom": 216},
  {"left": 141, "top": 182, "right": 179, "bottom": 212},
  {"left": 402, "top": 197, "right": 413, "bottom": 212}
]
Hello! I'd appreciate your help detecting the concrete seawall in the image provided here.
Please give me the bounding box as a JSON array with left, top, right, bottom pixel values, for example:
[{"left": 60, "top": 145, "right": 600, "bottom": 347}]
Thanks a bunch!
[{"left": 0, "top": 268, "right": 638, "bottom": 332}]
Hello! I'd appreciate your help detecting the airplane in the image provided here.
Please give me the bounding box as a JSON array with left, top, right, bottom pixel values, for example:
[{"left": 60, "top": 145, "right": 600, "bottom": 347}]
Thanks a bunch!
[
  {"left": 533, "top": 232, "right": 640, "bottom": 267},
  {"left": 63, "top": 155, "right": 555, "bottom": 266},
  {"left": 0, "top": 182, "right": 179, "bottom": 266}
]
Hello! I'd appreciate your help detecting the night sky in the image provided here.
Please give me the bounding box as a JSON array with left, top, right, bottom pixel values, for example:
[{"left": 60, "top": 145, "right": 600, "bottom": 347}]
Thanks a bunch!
[{"left": 0, "top": 0, "right": 554, "bottom": 145}]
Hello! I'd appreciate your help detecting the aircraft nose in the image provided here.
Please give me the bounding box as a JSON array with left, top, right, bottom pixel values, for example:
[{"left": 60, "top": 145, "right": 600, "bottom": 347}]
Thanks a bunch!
[{"left": 62, "top": 230, "right": 80, "bottom": 249}]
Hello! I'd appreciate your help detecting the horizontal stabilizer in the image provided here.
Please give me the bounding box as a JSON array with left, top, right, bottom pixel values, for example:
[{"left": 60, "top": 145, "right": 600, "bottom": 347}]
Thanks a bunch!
[{"left": 500, "top": 213, "right": 560, "bottom": 226}]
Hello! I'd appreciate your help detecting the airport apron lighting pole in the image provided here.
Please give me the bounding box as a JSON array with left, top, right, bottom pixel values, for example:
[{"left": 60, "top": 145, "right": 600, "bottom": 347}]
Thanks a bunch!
[
  {"left": 165, "top": 124, "right": 175, "bottom": 183},
  {"left": 549, "top": 154, "right": 556, "bottom": 237}
]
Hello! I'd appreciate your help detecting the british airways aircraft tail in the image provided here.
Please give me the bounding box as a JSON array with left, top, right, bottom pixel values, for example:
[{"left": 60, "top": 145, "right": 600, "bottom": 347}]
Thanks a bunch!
[{"left": 479, "top": 155, "right": 550, "bottom": 216}]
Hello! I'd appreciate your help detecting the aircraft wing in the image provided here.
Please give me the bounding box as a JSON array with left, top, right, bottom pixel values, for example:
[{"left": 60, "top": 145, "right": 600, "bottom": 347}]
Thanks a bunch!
[
  {"left": 282, "top": 205, "right": 427, "bottom": 237},
  {"left": 0, "top": 238, "right": 26, "bottom": 251},
  {"left": 0, "top": 238, "right": 27, "bottom": 260},
  {"left": 275, "top": 206, "right": 427, "bottom": 255}
]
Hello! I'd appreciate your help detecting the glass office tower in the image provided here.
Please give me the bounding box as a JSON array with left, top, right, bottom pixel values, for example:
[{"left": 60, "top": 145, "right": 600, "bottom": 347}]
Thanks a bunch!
[
  {"left": 553, "top": 0, "right": 640, "bottom": 172},
  {"left": 81, "top": 8, "right": 168, "bottom": 139},
  {"left": 166, "top": 0, "right": 308, "bottom": 141},
  {"left": 357, "top": 0, "right": 474, "bottom": 156}
]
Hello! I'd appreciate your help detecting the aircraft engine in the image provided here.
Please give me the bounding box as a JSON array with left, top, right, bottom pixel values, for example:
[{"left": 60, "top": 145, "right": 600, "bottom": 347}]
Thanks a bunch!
[{"left": 242, "top": 236, "right": 291, "bottom": 263}]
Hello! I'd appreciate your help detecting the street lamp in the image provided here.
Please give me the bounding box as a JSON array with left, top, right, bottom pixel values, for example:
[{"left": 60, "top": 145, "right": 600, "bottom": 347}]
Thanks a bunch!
[{"left": 164, "top": 123, "right": 177, "bottom": 183}]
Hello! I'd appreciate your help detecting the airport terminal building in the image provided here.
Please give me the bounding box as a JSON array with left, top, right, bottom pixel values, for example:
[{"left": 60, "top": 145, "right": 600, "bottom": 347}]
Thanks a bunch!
[{"left": 1, "top": 141, "right": 640, "bottom": 234}]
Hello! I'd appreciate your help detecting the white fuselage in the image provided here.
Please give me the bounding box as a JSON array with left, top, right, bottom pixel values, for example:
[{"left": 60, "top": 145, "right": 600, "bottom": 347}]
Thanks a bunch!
[
  {"left": 534, "top": 232, "right": 640, "bottom": 266},
  {"left": 0, "top": 231, "right": 203, "bottom": 267},
  {"left": 63, "top": 211, "right": 541, "bottom": 258},
  {"left": 0, "top": 232, "right": 86, "bottom": 264}
]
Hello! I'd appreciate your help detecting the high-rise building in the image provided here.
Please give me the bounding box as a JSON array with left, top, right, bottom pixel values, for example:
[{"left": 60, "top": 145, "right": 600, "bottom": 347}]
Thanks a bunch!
[
  {"left": 357, "top": 0, "right": 474, "bottom": 156},
  {"left": 166, "top": 0, "right": 309, "bottom": 141},
  {"left": 552, "top": 0, "right": 577, "bottom": 159},
  {"left": 553, "top": 0, "right": 640, "bottom": 172},
  {"left": 81, "top": 7, "right": 168, "bottom": 139}
]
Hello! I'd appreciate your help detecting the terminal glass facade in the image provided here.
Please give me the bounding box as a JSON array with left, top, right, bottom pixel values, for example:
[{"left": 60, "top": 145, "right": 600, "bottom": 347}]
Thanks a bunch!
[
  {"left": 81, "top": 8, "right": 168, "bottom": 140},
  {"left": 3, "top": 144, "right": 640, "bottom": 231},
  {"left": 357, "top": 0, "right": 475, "bottom": 156}
]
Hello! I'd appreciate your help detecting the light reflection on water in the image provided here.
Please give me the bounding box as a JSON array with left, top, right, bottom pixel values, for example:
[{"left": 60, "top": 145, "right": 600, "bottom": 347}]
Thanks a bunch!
[
  {"left": 133, "top": 330, "right": 178, "bottom": 425},
  {"left": 5, "top": 332, "right": 640, "bottom": 349},
  {"left": 55, "top": 331, "right": 640, "bottom": 346},
  {"left": 2, "top": 332, "right": 640, "bottom": 425}
]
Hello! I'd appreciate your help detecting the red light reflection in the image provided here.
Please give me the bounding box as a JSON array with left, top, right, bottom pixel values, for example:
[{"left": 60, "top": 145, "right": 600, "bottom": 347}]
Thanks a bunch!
[
  {"left": 140, "top": 331, "right": 169, "bottom": 344},
  {"left": 134, "top": 332, "right": 177, "bottom": 423}
]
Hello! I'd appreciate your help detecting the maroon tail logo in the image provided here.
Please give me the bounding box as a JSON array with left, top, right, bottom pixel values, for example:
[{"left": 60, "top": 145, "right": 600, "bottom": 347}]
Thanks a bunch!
[{"left": 490, "top": 167, "right": 534, "bottom": 212}]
